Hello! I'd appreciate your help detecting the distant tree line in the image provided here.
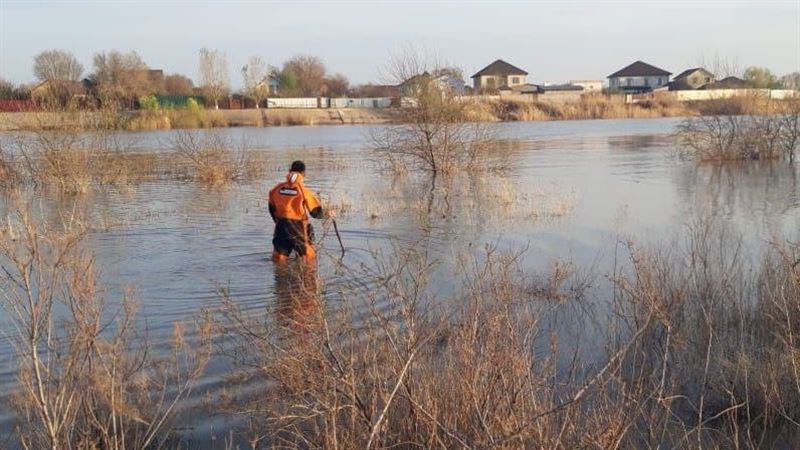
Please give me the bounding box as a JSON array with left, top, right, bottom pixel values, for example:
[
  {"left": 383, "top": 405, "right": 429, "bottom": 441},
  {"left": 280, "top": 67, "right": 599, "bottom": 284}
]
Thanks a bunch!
[
  {"left": 0, "top": 48, "right": 372, "bottom": 110},
  {"left": 2, "top": 48, "right": 799, "bottom": 109}
]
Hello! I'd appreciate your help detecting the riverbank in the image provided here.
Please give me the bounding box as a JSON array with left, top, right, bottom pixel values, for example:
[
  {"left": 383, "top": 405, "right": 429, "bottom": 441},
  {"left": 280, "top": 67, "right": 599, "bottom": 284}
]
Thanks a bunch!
[
  {"left": 0, "top": 107, "right": 403, "bottom": 131},
  {"left": 0, "top": 95, "right": 792, "bottom": 131}
]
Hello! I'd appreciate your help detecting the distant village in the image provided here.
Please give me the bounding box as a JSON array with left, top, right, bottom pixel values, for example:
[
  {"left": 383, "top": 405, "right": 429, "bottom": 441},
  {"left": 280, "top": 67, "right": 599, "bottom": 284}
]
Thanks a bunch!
[{"left": 2, "top": 53, "right": 798, "bottom": 112}]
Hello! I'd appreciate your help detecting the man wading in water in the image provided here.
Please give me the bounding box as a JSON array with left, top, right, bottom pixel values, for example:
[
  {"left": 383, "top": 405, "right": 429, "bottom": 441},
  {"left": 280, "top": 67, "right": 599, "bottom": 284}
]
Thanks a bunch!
[{"left": 268, "top": 160, "right": 332, "bottom": 263}]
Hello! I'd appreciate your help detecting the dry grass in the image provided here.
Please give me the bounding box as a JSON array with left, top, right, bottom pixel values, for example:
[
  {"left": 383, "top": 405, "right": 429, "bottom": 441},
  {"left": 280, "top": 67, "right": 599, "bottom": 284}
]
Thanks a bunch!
[
  {"left": 328, "top": 173, "right": 578, "bottom": 224},
  {"left": 0, "top": 143, "right": 20, "bottom": 188},
  {"left": 215, "top": 247, "right": 605, "bottom": 448},
  {"left": 12, "top": 127, "right": 162, "bottom": 194},
  {"left": 0, "top": 195, "right": 212, "bottom": 450},
  {"left": 211, "top": 217, "right": 799, "bottom": 448},
  {"left": 607, "top": 222, "right": 800, "bottom": 448},
  {"left": 486, "top": 94, "right": 689, "bottom": 122},
  {"left": 266, "top": 112, "right": 316, "bottom": 126},
  {"left": 4, "top": 126, "right": 268, "bottom": 193},
  {"left": 125, "top": 109, "right": 229, "bottom": 130}
]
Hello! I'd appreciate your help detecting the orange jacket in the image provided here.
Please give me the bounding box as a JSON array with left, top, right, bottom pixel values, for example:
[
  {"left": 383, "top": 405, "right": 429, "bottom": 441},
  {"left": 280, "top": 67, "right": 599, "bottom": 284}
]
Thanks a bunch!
[{"left": 268, "top": 172, "right": 323, "bottom": 222}]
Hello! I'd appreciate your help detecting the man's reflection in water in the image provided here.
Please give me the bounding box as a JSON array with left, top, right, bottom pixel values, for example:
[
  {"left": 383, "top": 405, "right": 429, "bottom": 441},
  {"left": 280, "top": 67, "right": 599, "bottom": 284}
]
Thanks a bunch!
[{"left": 273, "top": 260, "right": 322, "bottom": 337}]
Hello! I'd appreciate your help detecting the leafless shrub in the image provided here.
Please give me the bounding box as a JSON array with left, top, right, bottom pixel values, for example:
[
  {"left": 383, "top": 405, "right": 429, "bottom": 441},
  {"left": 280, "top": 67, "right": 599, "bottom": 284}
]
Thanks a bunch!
[
  {"left": 212, "top": 218, "right": 800, "bottom": 448},
  {"left": 778, "top": 97, "right": 800, "bottom": 163},
  {"left": 12, "top": 116, "right": 158, "bottom": 193},
  {"left": 215, "top": 242, "right": 658, "bottom": 448},
  {"left": 172, "top": 130, "right": 263, "bottom": 186},
  {"left": 608, "top": 222, "right": 800, "bottom": 447},
  {"left": 0, "top": 195, "right": 212, "bottom": 449},
  {"left": 371, "top": 50, "right": 499, "bottom": 175},
  {"left": 676, "top": 105, "right": 798, "bottom": 161}
]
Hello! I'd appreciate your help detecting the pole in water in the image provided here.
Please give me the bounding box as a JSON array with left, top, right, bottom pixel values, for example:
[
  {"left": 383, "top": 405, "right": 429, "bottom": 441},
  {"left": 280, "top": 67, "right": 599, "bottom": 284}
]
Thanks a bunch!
[{"left": 332, "top": 218, "right": 345, "bottom": 255}]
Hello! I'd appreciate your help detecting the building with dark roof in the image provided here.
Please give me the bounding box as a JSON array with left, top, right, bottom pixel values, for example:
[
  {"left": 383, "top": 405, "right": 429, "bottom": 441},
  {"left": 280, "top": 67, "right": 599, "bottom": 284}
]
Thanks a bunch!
[
  {"left": 669, "top": 67, "right": 715, "bottom": 90},
  {"left": 700, "top": 76, "right": 751, "bottom": 90},
  {"left": 471, "top": 59, "right": 528, "bottom": 91},
  {"left": 607, "top": 60, "right": 671, "bottom": 93}
]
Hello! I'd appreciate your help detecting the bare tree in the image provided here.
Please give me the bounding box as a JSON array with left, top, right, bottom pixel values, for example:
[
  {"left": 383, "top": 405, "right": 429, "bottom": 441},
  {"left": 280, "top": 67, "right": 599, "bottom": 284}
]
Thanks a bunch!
[
  {"left": 282, "top": 55, "right": 326, "bottom": 96},
  {"left": 198, "top": 48, "right": 229, "bottom": 109},
  {"left": 90, "top": 50, "right": 151, "bottom": 108},
  {"left": 372, "top": 49, "right": 495, "bottom": 175},
  {"left": 164, "top": 73, "right": 195, "bottom": 95},
  {"left": 694, "top": 52, "right": 741, "bottom": 78},
  {"left": 323, "top": 73, "right": 350, "bottom": 97},
  {"left": 33, "top": 50, "right": 83, "bottom": 82},
  {"left": 0, "top": 78, "right": 31, "bottom": 100},
  {"left": 241, "top": 56, "right": 268, "bottom": 108}
]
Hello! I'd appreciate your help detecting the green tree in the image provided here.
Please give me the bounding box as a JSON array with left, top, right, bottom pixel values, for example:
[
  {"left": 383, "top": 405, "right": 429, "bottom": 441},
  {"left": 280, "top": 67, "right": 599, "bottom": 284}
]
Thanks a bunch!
[
  {"left": 743, "top": 66, "right": 779, "bottom": 89},
  {"left": 278, "top": 70, "right": 299, "bottom": 96},
  {"left": 138, "top": 94, "right": 160, "bottom": 111}
]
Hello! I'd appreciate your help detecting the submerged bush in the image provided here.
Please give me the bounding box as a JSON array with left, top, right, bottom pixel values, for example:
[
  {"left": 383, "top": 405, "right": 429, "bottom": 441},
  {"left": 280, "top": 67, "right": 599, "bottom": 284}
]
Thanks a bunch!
[
  {"left": 0, "top": 197, "right": 211, "bottom": 449},
  {"left": 172, "top": 129, "right": 260, "bottom": 186},
  {"left": 371, "top": 53, "right": 498, "bottom": 175},
  {"left": 677, "top": 103, "right": 799, "bottom": 161}
]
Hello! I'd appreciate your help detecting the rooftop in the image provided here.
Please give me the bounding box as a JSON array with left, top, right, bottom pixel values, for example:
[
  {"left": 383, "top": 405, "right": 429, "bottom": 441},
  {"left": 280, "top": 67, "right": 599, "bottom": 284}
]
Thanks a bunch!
[
  {"left": 673, "top": 67, "right": 713, "bottom": 80},
  {"left": 608, "top": 61, "right": 671, "bottom": 78},
  {"left": 472, "top": 59, "right": 528, "bottom": 78}
]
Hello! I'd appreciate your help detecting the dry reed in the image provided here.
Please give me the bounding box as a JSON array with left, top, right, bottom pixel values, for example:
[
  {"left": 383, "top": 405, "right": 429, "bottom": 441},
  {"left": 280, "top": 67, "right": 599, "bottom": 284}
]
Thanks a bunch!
[{"left": 0, "top": 194, "right": 212, "bottom": 450}]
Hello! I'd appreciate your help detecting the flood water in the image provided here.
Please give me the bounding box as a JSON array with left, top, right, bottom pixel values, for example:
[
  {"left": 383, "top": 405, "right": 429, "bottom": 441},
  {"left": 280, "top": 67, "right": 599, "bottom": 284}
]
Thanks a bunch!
[{"left": 0, "top": 118, "right": 798, "bottom": 445}]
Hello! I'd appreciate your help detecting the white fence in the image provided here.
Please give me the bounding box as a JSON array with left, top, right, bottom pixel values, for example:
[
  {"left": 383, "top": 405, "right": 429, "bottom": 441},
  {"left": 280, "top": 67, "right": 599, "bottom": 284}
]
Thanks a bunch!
[
  {"left": 330, "top": 97, "right": 392, "bottom": 108},
  {"left": 266, "top": 97, "right": 393, "bottom": 109},
  {"left": 266, "top": 98, "right": 320, "bottom": 108},
  {"left": 669, "top": 89, "right": 798, "bottom": 102}
]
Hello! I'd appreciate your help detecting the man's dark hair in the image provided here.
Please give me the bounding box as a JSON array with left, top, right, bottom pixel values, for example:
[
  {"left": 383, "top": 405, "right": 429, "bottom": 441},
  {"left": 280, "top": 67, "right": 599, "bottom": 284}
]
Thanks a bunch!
[{"left": 290, "top": 160, "right": 306, "bottom": 173}]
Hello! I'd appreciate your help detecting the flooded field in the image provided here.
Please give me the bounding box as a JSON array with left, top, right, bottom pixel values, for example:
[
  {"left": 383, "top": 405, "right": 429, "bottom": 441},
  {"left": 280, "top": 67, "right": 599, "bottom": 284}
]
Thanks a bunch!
[{"left": 1, "top": 118, "right": 798, "bottom": 447}]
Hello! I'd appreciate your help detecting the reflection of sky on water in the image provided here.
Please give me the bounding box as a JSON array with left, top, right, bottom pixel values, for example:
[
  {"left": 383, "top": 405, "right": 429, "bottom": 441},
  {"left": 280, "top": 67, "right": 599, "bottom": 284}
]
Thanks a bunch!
[{"left": 1, "top": 117, "right": 798, "bottom": 443}]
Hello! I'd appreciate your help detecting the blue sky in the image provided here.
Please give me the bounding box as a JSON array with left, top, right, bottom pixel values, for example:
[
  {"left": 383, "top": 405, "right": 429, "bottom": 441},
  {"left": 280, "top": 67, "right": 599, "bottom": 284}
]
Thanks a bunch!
[{"left": 1, "top": 0, "right": 798, "bottom": 87}]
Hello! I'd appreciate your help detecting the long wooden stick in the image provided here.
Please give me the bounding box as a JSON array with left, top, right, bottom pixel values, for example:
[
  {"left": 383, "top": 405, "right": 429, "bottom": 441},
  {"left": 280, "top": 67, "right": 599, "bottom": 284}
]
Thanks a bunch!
[{"left": 331, "top": 218, "right": 345, "bottom": 254}]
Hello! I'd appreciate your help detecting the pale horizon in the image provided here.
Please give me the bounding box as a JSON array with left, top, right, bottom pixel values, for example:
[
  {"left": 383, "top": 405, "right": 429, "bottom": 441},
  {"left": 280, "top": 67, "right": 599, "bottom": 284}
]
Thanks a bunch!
[{"left": 1, "top": 0, "right": 798, "bottom": 88}]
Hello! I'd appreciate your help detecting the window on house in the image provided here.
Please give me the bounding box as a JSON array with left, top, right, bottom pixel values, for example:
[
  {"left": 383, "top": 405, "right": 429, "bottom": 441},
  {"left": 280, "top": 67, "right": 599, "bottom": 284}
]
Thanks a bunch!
[
  {"left": 512, "top": 77, "right": 520, "bottom": 84},
  {"left": 487, "top": 78, "right": 495, "bottom": 88},
  {"left": 645, "top": 78, "right": 651, "bottom": 86},
  {"left": 657, "top": 78, "right": 663, "bottom": 85}
]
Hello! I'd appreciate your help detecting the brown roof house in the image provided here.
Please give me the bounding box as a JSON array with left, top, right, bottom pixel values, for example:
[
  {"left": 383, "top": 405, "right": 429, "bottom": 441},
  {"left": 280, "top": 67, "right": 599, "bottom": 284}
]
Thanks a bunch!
[
  {"left": 669, "top": 67, "right": 715, "bottom": 90},
  {"left": 471, "top": 59, "right": 528, "bottom": 91},
  {"left": 607, "top": 61, "right": 671, "bottom": 93}
]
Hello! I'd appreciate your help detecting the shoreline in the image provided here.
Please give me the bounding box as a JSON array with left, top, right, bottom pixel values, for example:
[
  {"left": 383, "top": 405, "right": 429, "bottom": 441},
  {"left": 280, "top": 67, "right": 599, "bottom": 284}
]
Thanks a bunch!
[
  {"left": 0, "top": 95, "right": 790, "bottom": 131},
  {"left": 0, "top": 108, "right": 403, "bottom": 131}
]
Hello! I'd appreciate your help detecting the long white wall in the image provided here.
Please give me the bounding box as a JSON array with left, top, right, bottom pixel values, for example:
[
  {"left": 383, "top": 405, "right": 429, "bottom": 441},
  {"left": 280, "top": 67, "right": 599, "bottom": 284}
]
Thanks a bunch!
[
  {"left": 265, "top": 97, "right": 393, "bottom": 108},
  {"left": 671, "top": 89, "right": 798, "bottom": 101}
]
